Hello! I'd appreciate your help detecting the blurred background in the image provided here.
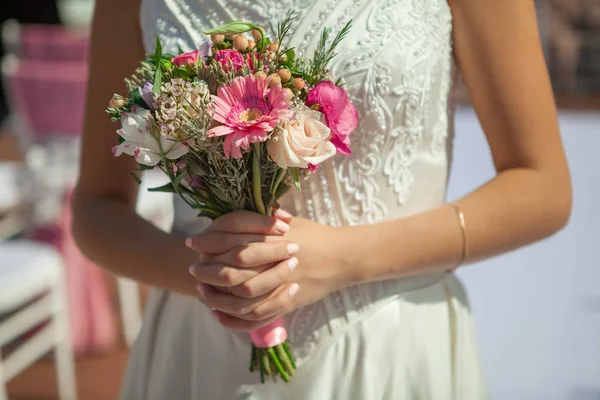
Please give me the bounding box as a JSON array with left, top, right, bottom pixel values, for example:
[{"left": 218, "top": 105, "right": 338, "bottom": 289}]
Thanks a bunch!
[{"left": 0, "top": 0, "right": 598, "bottom": 399}]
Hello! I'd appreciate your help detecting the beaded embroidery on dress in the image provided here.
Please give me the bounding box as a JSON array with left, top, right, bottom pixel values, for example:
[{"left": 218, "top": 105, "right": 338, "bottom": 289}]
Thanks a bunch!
[
  {"left": 123, "top": 1, "right": 487, "bottom": 399},
  {"left": 140, "top": 0, "right": 456, "bottom": 227}
]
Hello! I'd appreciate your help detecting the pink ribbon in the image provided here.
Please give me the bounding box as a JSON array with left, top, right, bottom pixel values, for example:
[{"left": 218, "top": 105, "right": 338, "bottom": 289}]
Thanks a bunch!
[{"left": 249, "top": 317, "right": 288, "bottom": 348}]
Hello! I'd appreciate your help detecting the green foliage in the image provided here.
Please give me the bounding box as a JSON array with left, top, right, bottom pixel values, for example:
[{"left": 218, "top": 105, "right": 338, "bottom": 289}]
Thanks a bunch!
[
  {"left": 204, "top": 21, "right": 258, "bottom": 35},
  {"left": 309, "top": 20, "right": 353, "bottom": 85}
]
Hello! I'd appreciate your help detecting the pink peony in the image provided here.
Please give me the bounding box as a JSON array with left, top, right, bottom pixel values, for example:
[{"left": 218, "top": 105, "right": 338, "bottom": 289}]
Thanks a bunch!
[
  {"left": 208, "top": 74, "right": 294, "bottom": 158},
  {"left": 171, "top": 50, "right": 202, "bottom": 66},
  {"left": 306, "top": 81, "right": 359, "bottom": 155},
  {"left": 213, "top": 49, "right": 246, "bottom": 72}
]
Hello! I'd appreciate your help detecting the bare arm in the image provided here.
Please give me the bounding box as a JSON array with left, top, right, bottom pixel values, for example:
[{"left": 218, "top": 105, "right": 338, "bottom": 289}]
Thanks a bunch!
[
  {"left": 346, "top": 0, "right": 572, "bottom": 283},
  {"left": 72, "top": 0, "right": 199, "bottom": 296}
]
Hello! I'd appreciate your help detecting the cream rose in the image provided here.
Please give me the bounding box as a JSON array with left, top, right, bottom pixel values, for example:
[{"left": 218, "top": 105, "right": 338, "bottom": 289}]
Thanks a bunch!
[{"left": 267, "top": 110, "right": 337, "bottom": 169}]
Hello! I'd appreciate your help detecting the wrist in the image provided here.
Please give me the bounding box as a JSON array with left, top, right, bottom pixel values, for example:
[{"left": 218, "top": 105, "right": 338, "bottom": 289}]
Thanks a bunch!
[{"left": 333, "top": 225, "right": 376, "bottom": 288}]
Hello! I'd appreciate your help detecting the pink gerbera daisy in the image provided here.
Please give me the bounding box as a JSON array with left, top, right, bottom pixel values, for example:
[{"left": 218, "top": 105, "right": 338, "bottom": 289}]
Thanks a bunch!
[{"left": 208, "top": 74, "right": 294, "bottom": 158}]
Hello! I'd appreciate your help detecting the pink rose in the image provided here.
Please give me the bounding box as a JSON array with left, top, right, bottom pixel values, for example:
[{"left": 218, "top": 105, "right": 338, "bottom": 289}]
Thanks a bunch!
[
  {"left": 171, "top": 50, "right": 202, "bottom": 66},
  {"left": 306, "top": 81, "right": 358, "bottom": 155},
  {"left": 213, "top": 49, "right": 246, "bottom": 72}
]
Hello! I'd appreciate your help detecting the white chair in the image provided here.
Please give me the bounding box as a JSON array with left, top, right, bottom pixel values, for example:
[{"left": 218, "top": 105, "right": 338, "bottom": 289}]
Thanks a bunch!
[{"left": 0, "top": 240, "right": 77, "bottom": 400}]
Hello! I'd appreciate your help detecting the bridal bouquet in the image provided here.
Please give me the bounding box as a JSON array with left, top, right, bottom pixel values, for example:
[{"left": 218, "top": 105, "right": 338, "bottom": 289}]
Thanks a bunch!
[{"left": 106, "top": 13, "right": 358, "bottom": 383}]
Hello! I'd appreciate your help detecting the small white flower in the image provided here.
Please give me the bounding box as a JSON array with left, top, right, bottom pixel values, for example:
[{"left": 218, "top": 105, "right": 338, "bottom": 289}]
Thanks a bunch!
[{"left": 112, "top": 106, "right": 189, "bottom": 166}]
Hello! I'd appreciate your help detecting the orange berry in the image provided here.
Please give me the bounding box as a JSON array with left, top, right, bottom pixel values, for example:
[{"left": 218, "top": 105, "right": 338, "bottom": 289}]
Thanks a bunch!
[
  {"left": 277, "top": 69, "right": 291, "bottom": 83},
  {"left": 292, "top": 78, "right": 305, "bottom": 90},
  {"left": 252, "top": 29, "right": 263, "bottom": 41},
  {"left": 268, "top": 74, "right": 282, "bottom": 87},
  {"left": 233, "top": 35, "right": 248, "bottom": 51},
  {"left": 211, "top": 34, "right": 224, "bottom": 44}
]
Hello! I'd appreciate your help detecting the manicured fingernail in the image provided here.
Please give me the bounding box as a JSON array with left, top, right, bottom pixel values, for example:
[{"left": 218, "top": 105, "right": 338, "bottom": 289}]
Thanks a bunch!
[
  {"left": 275, "top": 220, "right": 290, "bottom": 233},
  {"left": 287, "top": 257, "right": 298, "bottom": 271},
  {"left": 275, "top": 208, "right": 293, "bottom": 220},
  {"left": 185, "top": 238, "right": 193, "bottom": 249},
  {"left": 197, "top": 284, "right": 206, "bottom": 296},
  {"left": 288, "top": 283, "right": 300, "bottom": 298},
  {"left": 188, "top": 265, "right": 196, "bottom": 276},
  {"left": 287, "top": 243, "right": 300, "bottom": 255}
]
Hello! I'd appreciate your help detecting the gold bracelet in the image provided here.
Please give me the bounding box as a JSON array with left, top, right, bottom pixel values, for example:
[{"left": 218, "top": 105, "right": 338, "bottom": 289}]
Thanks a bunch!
[{"left": 447, "top": 203, "right": 469, "bottom": 273}]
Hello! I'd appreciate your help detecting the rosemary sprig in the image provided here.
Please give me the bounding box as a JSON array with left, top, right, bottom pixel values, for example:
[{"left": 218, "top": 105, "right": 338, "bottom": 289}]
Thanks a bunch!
[
  {"left": 276, "top": 10, "right": 297, "bottom": 50},
  {"left": 309, "top": 20, "right": 353, "bottom": 85}
]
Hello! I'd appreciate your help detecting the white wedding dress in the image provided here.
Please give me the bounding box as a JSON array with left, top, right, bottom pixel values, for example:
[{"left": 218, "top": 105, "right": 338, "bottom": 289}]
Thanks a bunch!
[{"left": 122, "top": 0, "right": 488, "bottom": 399}]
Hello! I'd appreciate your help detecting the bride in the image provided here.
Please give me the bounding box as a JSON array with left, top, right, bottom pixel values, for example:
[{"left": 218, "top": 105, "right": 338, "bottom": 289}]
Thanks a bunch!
[{"left": 73, "top": 0, "right": 572, "bottom": 399}]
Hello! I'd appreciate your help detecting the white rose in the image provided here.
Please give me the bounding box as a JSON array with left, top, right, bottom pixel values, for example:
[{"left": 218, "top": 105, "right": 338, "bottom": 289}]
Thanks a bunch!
[{"left": 267, "top": 110, "right": 336, "bottom": 169}]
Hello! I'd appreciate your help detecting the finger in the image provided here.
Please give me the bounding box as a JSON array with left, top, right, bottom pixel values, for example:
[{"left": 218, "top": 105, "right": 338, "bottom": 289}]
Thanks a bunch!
[
  {"left": 189, "top": 262, "right": 275, "bottom": 287},
  {"left": 197, "top": 282, "right": 274, "bottom": 315},
  {"left": 219, "top": 283, "right": 300, "bottom": 325},
  {"left": 209, "top": 210, "right": 290, "bottom": 235},
  {"left": 211, "top": 310, "right": 280, "bottom": 332},
  {"left": 186, "top": 232, "right": 285, "bottom": 255},
  {"left": 205, "top": 241, "right": 299, "bottom": 269},
  {"left": 231, "top": 257, "right": 298, "bottom": 299},
  {"left": 273, "top": 208, "right": 294, "bottom": 224}
]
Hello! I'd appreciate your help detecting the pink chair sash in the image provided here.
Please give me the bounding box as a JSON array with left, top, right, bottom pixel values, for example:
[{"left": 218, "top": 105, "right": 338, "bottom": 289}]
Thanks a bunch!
[
  {"left": 4, "top": 59, "right": 88, "bottom": 140},
  {"left": 18, "top": 24, "right": 89, "bottom": 63}
]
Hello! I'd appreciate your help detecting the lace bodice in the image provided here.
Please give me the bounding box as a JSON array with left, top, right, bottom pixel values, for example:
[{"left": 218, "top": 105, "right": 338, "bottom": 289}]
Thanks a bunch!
[
  {"left": 140, "top": 0, "right": 456, "bottom": 229},
  {"left": 140, "top": 0, "right": 457, "bottom": 364}
]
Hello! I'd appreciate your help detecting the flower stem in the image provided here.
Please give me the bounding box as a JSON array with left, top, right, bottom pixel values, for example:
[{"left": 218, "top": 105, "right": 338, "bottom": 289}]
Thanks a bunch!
[
  {"left": 282, "top": 342, "right": 296, "bottom": 370},
  {"left": 260, "top": 350, "right": 271, "bottom": 378},
  {"left": 267, "top": 348, "right": 290, "bottom": 382},
  {"left": 252, "top": 143, "right": 266, "bottom": 215},
  {"left": 270, "top": 168, "right": 287, "bottom": 197},
  {"left": 250, "top": 344, "right": 257, "bottom": 372},
  {"left": 275, "top": 344, "right": 294, "bottom": 377}
]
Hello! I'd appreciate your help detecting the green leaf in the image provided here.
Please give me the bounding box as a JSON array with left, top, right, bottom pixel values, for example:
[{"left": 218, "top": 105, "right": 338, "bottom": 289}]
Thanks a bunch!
[
  {"left": 174, "top": 67, "right": 188, "bottom": 79},
  {"left": 287, "top": 67, "right": 303, "bottom": 76},
  {"left": 204, "top": 21, "right": 257, "bottom": 35},
  {"left": 288, "top": 167, "right": 302, "bottom": 191},
  {"left": 185, "top": 63, "right": 196, "bottom": 76},
  {"left": 257, "top": 37, "right": 271, "bottom": 50},
  {"left": 128, "top": 90, "right": 149, "bottom": 109},
  {"left": 162, "top": 53, "right": 176, "bottom": 60},
  {"left": 153, "top": 37, "right": 163, "bottom": 94},
  {"left": 213, "top": 41, "right": 232, "bottom": 51},
  {"left": 148, "top": 182, "right": 177, "bottom": 193},
  {"left": 177, "top": 45, "right": 185, "bottom": 54},
  {"left": 173, "top": 170, "right": 186, "bottom": 187},
  {"left": 160, "top": 59, "right": 173, "bottom": 71},
  {"left": 283, "top": 48, "right": 295, "bottom": 65}
]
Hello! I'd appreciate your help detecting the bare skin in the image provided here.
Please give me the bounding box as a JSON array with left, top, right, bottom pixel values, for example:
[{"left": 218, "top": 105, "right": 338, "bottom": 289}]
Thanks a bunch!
[{"left": 73, "top": 0, "right": 572, "bottom": 332}]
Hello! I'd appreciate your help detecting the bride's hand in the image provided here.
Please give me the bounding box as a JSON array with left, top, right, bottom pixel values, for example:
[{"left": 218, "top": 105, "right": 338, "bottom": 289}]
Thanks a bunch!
[
  {"left": 186, "top": 210, "right": 301, "bottom": 312},
  {"left": 211, "top": 210, "right": 354, "bottom": 331}
]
